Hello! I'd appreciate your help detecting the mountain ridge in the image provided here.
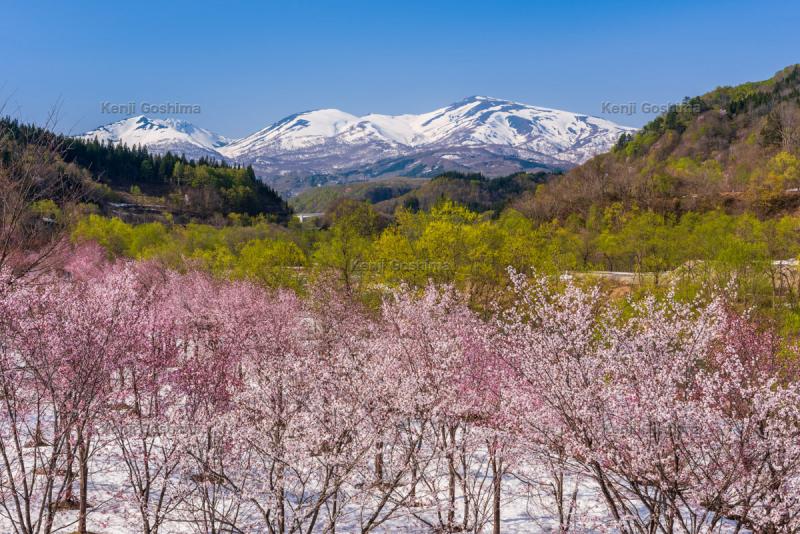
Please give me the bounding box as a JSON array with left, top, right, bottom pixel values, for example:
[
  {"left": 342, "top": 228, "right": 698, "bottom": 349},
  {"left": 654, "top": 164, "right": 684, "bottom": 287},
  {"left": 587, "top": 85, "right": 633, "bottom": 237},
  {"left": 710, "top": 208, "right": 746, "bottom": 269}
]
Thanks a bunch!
[
  {"left": 80, "top": 116, "right": 231, "bottom": 162},
  {"left": 80, "top": 97, "right": 636, "bottom": 193}
]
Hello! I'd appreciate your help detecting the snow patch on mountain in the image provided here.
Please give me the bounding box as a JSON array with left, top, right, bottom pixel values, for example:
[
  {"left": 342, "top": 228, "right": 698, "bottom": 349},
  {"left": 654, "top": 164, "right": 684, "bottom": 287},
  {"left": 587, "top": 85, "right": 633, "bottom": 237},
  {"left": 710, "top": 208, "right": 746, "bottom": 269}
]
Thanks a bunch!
[
  {"left": 79, "top": 116, "right": 231, "bottom": 161},
  {"left": 218, "top": 96, "right": 636, "bottom": 185},
  {"left": 80, "top": 97, "right": 636, "bottom": 192}
]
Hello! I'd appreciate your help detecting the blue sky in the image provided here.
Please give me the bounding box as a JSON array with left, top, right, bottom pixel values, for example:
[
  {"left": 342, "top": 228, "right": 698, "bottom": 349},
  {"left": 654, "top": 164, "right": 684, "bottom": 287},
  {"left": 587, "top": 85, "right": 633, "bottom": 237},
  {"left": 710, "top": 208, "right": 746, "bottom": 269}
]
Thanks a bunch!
[{"left": 2, "top": 0, "right": 798, "bottom": 137}]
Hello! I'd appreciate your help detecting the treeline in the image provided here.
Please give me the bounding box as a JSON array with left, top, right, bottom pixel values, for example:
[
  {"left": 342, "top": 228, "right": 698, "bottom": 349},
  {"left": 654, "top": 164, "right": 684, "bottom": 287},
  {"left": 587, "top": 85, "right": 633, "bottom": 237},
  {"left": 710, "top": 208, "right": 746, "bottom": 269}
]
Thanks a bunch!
[
  {"left": 289, "top": 178, "right": 423, "bottom": 213},
  {"left": 66, "top": 136, "right": 226, "bottom": 186},
  {"left": 380, "top": 171, "right": 548, "bottom": 214},
  {"left": 0, "top": 118, "right": 291, "bottom": 221},
  {"left": 289, "top": 171, "right": 549, "bottom": 215},
  {"left": 1, "top": 118, "right": 207, "bottom": 186}
]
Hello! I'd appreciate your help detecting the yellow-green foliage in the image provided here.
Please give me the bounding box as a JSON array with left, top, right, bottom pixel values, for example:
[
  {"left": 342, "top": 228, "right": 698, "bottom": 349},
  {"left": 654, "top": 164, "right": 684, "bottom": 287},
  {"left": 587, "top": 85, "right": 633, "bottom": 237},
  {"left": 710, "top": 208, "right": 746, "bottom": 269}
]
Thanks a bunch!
[
  {"left": 73, "top": 215, "right": 136, "bottom": 257},
  {"left": 30, "top": 199, "right": 62, "bottom": 221},
  {"left": 73, "top": 202, "right": 800, "bottom": 317},
  {"left": 749, "top": 151, "right": 800, "bottom": 202},
  {"left": 72, "top": 214, "right": 309, "bottom": 290}
]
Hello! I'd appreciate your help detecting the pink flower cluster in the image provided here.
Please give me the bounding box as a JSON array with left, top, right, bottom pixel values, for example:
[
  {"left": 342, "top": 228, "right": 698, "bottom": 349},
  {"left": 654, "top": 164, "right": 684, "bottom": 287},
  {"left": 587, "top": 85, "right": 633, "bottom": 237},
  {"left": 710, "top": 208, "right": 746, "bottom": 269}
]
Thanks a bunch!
[{"left": 0, "top": 250, "right": 797, "bottom": 533}]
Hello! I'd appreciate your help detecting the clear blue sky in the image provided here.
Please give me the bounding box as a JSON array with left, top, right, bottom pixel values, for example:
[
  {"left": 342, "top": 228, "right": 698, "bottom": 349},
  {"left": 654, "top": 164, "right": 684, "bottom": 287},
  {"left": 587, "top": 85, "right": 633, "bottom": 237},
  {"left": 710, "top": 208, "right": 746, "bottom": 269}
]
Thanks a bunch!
[{"left": 2, "top": 0, "right": 798, "bottom": 137}]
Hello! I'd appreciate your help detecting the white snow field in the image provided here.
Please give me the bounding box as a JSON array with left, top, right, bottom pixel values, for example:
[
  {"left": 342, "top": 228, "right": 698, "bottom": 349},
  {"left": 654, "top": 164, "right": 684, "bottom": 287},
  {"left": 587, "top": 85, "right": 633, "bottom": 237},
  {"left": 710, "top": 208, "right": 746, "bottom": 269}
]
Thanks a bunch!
[{"left": 79, "top": 97, "right": 636, "bottom": 183}]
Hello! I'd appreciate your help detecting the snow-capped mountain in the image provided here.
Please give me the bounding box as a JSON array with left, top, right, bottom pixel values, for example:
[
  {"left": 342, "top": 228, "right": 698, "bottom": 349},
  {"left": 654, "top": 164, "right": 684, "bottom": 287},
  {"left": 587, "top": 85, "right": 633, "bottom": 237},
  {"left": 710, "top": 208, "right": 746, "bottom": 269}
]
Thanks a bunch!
[
  {"left": 80, "top": 98, "right": 636, "bottom": 192},
  {"left": 219, "top": 96, "right": 635, "bottom": 187},
  {"left": 79, "top": 116, "right": 231, "bottom": 161}
]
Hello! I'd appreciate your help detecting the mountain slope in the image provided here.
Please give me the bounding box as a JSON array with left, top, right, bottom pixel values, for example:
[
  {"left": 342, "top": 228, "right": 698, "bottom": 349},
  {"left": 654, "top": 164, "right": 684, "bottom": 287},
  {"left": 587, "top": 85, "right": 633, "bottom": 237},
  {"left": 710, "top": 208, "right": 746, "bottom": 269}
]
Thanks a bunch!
[
  {"left": 371, "top": 171, "right": 548, "bottom": 214},
  {"left": 289, "top": 177, "right": 424, "bottom": 213},
  {"left": 80, "top": 116, "right": 230, "bottom": 161},
  {"left": 2, "top": 117, "right": 291, "bottom": 223},
  {"left": 81, "top": 98, "right": 635, "bottom": 194},
  {"left": 517, "top": 65, "right": 800, "bottom": 220},
  {"left": 220, "top": 96, "right": 635, "bottom": 189}
]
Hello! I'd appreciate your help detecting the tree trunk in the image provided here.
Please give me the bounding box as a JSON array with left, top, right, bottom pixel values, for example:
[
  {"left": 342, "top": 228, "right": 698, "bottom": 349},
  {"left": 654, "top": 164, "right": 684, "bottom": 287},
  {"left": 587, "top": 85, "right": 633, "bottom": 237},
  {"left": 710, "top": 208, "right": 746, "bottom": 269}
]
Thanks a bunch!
[
  {"left": 331, "top": 490, "right": 337, "bottom": 534},
  {"left": 491, "top": 455, "right": 501, "bottom": 534},
  {"left": 374, "top": 441, "right": 384, "bottom": 484},
  {"left": 446, "top": 426, "right": 456, "bottom": 528},
  {"left": 78, "top": 437, "right": 89, "bottom": 534},
  {"left": 278, "top": 491, "right": 285, "bottom": 534},
  {"left": 64, "top": 432, "right": 75, "bottom": 502},
  {"left": 410, "top": 461, "right": 417, "bottom": 501}
]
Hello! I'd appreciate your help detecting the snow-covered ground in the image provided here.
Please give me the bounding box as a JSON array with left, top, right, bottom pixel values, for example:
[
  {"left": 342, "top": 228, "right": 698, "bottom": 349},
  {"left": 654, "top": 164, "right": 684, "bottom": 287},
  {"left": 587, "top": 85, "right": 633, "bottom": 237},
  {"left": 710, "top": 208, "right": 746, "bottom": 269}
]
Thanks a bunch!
[{"left": 4, "top": 441, "right": 749, "bottom": 534}]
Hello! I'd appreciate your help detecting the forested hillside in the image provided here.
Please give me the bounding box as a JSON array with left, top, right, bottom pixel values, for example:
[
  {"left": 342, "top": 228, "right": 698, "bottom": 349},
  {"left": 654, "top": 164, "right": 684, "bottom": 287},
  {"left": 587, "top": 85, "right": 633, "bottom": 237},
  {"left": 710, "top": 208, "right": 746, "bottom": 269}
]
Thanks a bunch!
[
  {"left": 521, "top": 65, "right": 800, "bottom": 219},
  {"left": 372, "top": 171, "right": 548, "bottom": 214},
  {"left": 289, "top": 177, "right": 424, "bottom": 213},
  {"left": 0, "top": 118, "right": 291, "bottom": 222},
  {"left": 290, "top": 171, "right": 549, "bottom": 215}
]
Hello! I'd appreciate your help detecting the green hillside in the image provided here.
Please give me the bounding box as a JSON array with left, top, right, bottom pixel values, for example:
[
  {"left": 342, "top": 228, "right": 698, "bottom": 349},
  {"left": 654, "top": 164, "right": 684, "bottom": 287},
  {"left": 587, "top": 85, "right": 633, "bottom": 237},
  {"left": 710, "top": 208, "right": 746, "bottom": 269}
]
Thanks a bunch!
[
  {"left": 520, "top": 65, "right": 800, "bottom": 220},
  {"left": 289, "top": 177, "right": 424, "bottom": 213},
  {"left": 291, "top": 171, "right": 549, "bottom": 216},
  {"left": 0, "top": 118, "right": 292, "bottom": 224},
  {"left": 373, "top": 171, "right": 548, "bottom": 214}
]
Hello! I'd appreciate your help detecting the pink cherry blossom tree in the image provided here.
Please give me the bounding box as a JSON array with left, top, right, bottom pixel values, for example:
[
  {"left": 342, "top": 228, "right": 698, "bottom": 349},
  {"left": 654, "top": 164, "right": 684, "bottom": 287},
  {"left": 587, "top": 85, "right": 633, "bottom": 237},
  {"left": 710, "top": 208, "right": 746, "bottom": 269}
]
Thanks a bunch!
[
  {"left": 168, "top": 273, "right": 247, "bottom": 534},
  {"left": 376, "top": 284, "right": 507, "bottom": 533},
  {"left": 104, "top": 266, "right": 192, "bottom": 534},
  {"left": 497, "top": 269, "right": 800, "bottom": 534},
  {"left": 0, "top": 276, "right": 73, "bottom": 534},
  {"left": 0, "top": 257, "right": 144, "bottom": 534},
  {"left": 2, "top": 251, "right": 799, "bottom": 533}
]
